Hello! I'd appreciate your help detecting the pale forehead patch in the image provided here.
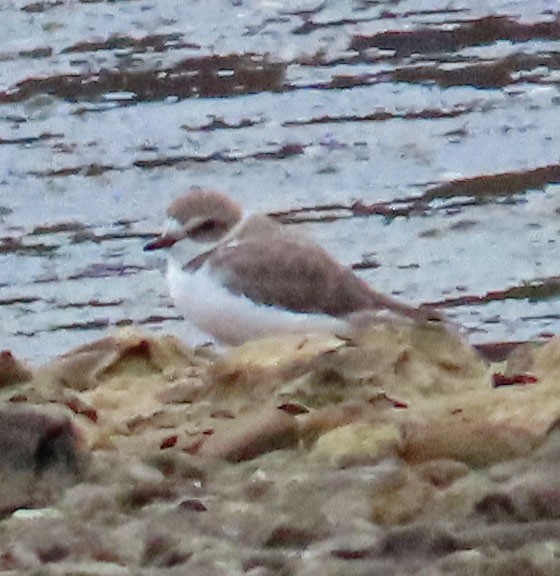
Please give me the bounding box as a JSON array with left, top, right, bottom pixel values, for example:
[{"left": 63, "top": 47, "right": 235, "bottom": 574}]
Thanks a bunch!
[{"left": 162, "top": 217, "right": 184, "bottom": 237}]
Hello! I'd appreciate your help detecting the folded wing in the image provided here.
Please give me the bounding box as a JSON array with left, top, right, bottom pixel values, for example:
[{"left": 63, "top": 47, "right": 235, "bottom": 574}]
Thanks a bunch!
[{"left": 206, "top": 235, "right": 439, "bottom": 322}]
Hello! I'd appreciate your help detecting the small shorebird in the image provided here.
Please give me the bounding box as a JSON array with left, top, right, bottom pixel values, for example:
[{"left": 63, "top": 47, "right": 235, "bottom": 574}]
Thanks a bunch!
[{"left": 144, "top": 188, "right": 443, "bottom": 345}]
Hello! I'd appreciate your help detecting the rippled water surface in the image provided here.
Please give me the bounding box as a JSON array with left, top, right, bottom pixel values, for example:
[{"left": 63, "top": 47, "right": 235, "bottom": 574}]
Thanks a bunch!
[{"left": 2, "top": 0, "right": 560, "bottom": 363}]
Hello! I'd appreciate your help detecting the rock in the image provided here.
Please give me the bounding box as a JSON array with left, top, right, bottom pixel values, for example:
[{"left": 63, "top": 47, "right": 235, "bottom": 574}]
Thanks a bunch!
[
  {"left": 198, "top": 408, "right": 299, "bottom": 462},
  {"left": 312, "top": 422, "right": 401, "bottom": 466},
  {"left": 43, "top": 330, "right": 205, "bottom": 392},
  {"left": 414, "top": 459, "right": 470, "bottom": 488},
  {"left": 380, "top": 523, "right": 461, "bottom": 557},
  {"left": 371, "top": 468, "right": 433, "bottom": 526},
  {"left": 0, "top": 406, "right": 88, "bottom": 515},
  {"left": 0, "top": 350, "right": 33, "bottom": 387},
  {"left": 401, "top": 417, "right": 538, "bottom": 467}
]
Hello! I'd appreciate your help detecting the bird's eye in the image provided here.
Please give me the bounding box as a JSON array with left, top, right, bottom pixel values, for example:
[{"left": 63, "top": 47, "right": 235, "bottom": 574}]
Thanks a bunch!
[
  {"left": 188, "top": 219, "right": 226, "bottom": 240},
  {"left": 192, "top": 220, "right": 217, "bottom": 234}
]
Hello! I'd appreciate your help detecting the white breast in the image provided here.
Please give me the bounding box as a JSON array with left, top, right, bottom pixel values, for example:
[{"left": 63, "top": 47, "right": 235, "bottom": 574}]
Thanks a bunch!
[{"left": 166, "top": 257, "right": 347, "bottom": 345}]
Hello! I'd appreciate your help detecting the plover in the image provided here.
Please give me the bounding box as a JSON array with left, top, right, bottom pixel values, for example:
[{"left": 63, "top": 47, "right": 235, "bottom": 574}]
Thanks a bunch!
[{"left": 144, "top": 188, "right": 443, "bottom": 345}]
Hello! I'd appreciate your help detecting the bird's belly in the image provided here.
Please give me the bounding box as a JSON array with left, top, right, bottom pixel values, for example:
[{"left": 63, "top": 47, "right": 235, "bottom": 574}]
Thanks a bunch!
[{"left": 166, "top": 259, "right": 346, "bottom": 345}]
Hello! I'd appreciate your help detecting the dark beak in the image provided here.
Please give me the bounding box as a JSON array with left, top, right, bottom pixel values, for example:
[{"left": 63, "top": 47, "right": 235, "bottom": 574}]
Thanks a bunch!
[{"left": 143, "top": 236, "right": 177, "bottom": 251}]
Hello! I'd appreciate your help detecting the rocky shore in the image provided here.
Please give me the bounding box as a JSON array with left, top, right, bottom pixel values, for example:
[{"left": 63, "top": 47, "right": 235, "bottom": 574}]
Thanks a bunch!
[{"left": 1, "top": 324, "right": 560, "bottom": 574}]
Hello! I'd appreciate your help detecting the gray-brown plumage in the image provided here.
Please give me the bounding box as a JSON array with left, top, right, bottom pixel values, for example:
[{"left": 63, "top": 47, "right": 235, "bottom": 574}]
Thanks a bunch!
[
  {"left": 145, "top": 188, "right": 444, "bottom": 344},
  {"left": 185, "top": 213, "right": 442, "bottom": 323}
]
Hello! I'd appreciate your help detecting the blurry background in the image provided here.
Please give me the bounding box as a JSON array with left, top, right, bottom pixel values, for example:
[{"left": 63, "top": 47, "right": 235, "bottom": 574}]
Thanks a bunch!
[{"left": 2, "top": 0, "right": 560, "bottom": 363}]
